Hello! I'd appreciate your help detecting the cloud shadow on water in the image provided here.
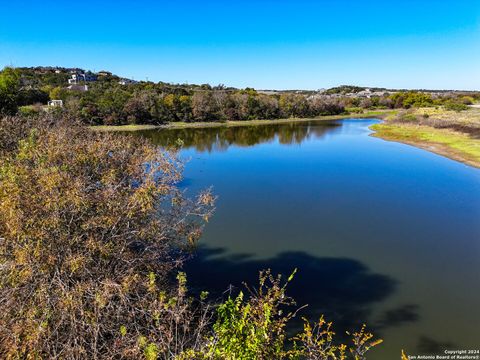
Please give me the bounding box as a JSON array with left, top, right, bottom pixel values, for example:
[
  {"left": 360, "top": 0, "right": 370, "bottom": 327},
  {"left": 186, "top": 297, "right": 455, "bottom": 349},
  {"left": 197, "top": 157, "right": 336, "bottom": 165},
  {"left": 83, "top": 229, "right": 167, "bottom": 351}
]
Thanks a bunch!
[{"left": 183, "top": 246, "right": 419, "bottom": 338}]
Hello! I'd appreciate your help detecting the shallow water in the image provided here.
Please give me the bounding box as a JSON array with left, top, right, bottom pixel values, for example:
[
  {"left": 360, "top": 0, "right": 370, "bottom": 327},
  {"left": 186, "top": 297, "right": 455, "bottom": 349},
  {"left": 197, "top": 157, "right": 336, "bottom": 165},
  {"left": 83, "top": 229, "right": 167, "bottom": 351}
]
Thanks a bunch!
[{"left": 136, "top": 119, "right": 480, "bottom": 358}]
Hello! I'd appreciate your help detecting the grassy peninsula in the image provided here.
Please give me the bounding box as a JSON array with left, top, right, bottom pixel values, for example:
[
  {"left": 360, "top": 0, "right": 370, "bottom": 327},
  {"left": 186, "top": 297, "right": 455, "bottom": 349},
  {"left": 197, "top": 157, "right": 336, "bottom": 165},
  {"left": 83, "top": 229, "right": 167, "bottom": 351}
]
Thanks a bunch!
[{"left": 370, "top": 106, "right": 480, "bottom": 168}]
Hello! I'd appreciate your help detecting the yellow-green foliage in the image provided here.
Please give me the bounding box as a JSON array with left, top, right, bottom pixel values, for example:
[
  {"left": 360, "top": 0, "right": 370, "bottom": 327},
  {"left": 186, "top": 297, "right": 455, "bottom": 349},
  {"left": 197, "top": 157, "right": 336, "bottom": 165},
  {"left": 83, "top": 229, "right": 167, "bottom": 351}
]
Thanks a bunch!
[
  {"left": 389, "top": 91, "right": 434, "bottom": 108},
  {"left": 176, "top": 270, "right": 382, "bottom": 360},
  {"left": 207, "top": 270, "right": 295, "bottom": 359}
]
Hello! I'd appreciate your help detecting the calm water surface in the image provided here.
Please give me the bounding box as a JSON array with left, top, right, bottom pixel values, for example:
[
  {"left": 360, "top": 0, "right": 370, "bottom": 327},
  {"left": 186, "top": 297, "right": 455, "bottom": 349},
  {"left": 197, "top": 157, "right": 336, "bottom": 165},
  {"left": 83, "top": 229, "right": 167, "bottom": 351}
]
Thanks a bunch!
[{"left": 136, "top": 119, "right": 480, "bottom": 359}]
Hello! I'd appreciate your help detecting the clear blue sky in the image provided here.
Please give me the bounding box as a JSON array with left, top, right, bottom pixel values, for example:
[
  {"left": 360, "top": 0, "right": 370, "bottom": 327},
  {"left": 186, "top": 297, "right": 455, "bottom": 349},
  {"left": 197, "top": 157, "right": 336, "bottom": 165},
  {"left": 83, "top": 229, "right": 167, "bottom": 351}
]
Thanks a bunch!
[{"left": 1, "top": 0, "right": 479, "bottom": 90}]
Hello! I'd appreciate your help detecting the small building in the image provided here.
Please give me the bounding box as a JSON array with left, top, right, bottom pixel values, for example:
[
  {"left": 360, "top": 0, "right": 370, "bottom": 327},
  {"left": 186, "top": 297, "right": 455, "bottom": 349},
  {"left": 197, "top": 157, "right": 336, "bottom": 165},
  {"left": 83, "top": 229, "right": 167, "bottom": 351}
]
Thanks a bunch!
[{"left": 48, "top": 99, "right": 63, "bottom": 107}]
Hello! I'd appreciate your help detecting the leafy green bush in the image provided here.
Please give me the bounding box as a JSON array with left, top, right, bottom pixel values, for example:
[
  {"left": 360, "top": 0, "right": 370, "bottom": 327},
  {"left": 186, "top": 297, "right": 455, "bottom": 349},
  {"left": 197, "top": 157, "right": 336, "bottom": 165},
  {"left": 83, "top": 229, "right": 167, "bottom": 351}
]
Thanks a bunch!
[
  {"left": 394, "top": 111, "right": 419, "bottom": 123},
  {"left": 444, "top": 101, "right": 469, "bottom": 112},
  {"left": 18, "top": 104, "right": 42, "bottom": 116},
  {"left": 460, "top": 96, "right": 474, "bottom": 105},
  {"left": 390, "top": 92, "right": 434, "bottom": 108},
  {"left": 177, "top": 270, "right": 382, "bottom": 360},
  {"left": 206, "top": 270, "right": 296, "bottom": 359}
]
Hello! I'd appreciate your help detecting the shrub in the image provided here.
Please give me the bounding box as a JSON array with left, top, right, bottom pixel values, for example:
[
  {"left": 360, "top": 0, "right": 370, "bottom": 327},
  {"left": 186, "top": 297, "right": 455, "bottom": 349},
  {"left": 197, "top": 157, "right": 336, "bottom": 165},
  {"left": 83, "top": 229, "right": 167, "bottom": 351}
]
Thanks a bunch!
[
  {"left": 460, "top": 96, "right": 474, "bottom": 105},
  {"left": 206, "top": 270, "right": 297, "bottom": 359},
  {"left": 0, "top": 115, "right": 214, "bottom": 358},
  {"left": 179, "top": 270, "right": 382, "bottom": 360},
  {"left": 444, "top": 101, "right": 469, "bottom": 112},
  {"left": 18, "top": 104, "right": 43, "bottom": 116},
  {"left": 394, "top": 111, "right": 419, "bottom": 123},
  {"left": 390, "top": 92, "right": 434, "bottom": 108}
]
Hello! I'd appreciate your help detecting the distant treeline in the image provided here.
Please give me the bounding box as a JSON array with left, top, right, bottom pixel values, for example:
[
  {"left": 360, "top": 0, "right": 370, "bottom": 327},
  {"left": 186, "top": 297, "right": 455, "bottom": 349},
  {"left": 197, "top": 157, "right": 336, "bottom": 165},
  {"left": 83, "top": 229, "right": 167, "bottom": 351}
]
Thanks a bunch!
[
  {"left": 71, "top": 86, "right": 345, "bottom": 125},
  {"left": 1, "top": 67, "right": 478, "bottom": 125},
  {"left": 342, "top": 91, "right": 477, "bottom": 111}
]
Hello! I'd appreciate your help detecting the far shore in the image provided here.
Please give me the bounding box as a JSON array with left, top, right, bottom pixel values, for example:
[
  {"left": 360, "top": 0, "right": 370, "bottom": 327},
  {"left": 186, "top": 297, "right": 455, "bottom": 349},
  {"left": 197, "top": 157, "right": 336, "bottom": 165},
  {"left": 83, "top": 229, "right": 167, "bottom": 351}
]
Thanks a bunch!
[{"left": 90, "top": 110, "right": 394, "bottom": 132}]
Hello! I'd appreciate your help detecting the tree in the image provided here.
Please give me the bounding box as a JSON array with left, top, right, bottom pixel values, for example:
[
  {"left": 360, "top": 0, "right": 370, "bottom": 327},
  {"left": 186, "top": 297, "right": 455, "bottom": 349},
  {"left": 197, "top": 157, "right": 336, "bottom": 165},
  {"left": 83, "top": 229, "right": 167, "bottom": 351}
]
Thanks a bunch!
[
  {"left": 178, "top": 95, "right": 193, "bottom": 121},
  {"left": 18, "top": 88, "right": 49, "bottom": 106},
  {"left": 192, "top": 91, "right": 221, "bottom": 121},
  {"left": 360, "top": 98, "right": 373, "bottom": 109},
  {"left": 0, "top": 67, "right": 20, "bottom": 115},
  {"left": 279, "top": 94, "right": 309, "bottom": 118},
  {"left": 309, "top": 97, "right": 345, "bottom": 115},
  {"left": 49, "top": 86, "right": 68, "bottom": 101},
  {"left": 123, "top": 89, "right": 159, "bottom": 124}
]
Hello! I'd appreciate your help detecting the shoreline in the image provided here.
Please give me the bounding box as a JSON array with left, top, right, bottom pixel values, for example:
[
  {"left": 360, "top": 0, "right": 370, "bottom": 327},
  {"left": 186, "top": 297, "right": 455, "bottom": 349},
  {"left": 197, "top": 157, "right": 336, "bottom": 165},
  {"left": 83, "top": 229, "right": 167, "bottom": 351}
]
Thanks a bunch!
[
  {"left": 90, "top": 110, "right": 393, "bottom": 132},
  {"left": 370, "top": 123, "right": 480, "bottom": 169}
]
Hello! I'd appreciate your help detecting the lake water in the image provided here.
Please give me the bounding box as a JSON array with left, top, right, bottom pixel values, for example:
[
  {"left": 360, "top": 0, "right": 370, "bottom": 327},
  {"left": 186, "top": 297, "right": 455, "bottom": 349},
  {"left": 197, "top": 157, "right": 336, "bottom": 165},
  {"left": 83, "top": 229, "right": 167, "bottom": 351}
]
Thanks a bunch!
[{"left": 135, "top": 119, "right": 480, "bottom": 359}]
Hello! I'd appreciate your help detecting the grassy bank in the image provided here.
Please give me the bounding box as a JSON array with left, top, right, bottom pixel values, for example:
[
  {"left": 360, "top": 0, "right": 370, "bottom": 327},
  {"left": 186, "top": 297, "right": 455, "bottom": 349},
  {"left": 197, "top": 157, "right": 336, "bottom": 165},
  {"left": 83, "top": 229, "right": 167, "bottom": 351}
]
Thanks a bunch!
[
  {"left": 91, "top": 110, "right": 394, "bottom": 131},
  {"left": 371, "top": 107, "right": 480, "bottom": 168},
  {"left": 89, "top": 124, "right": 161, "bottom": 132}
]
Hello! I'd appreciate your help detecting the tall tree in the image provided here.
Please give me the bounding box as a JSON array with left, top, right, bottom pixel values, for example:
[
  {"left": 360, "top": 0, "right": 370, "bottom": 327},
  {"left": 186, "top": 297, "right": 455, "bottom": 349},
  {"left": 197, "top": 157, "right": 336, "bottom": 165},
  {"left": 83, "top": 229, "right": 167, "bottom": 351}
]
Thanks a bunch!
[{"left": 0, "top": 67, "right": 20, "bottom": 115}]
